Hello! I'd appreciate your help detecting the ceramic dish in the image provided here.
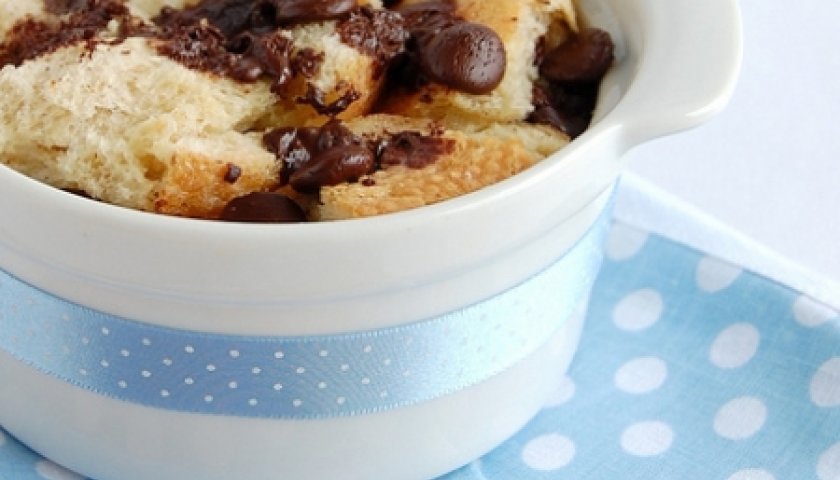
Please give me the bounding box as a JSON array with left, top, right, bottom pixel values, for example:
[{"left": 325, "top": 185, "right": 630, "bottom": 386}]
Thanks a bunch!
[{"left": 0, "top": 1, "right": 742, "bottom": 479}]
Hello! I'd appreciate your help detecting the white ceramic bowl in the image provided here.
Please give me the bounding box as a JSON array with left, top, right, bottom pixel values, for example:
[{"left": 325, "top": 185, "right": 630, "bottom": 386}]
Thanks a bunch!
[{"left": 0, "top": 1, "right": 742, "bottom": 479}]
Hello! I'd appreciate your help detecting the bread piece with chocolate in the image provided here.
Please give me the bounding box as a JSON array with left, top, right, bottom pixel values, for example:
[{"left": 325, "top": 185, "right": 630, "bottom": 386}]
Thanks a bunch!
[
  {"left": 0, "top": 38, "right": 279, "bottom": 218},
  {"left": 148, "top": 0, "right": 401, "bottom": 128},
  {"left": 312, "top": 114, "right": 569, "bottom": 220},
  {"left": 0, "top": 0, "right": 611, "bottom": 223},
  {"left": 256, "top": 6, "right": 406, "bottom": 128},
  {"left": 381, "top": 0, "right": 578, "bottom": 125}
]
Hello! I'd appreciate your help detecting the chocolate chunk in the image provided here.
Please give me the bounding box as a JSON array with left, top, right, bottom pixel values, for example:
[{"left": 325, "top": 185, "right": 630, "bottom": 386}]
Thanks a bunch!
[
  {"left": 378, "top": 132, "right": 454, "bottom": 169},
  {"left": 224, "top": 163, "right": 242, "bottom": 183},
  {"left": 419, "top": 22, "right": 506, "bottom": 95},
  {"left": 528, "top": 84, "right": 598, "bottom": 138},
  {"left": 220, "top": 192, "right": 306, "bottom": 222},
  {"left": 529, "top": 29, "right": 614, "bottom": 137},
  {"left": 264, "top": 126, "right": 315, "bottom": 183},
  {"left": 540, "top": 28, "right": 614, "bottom": 85}
]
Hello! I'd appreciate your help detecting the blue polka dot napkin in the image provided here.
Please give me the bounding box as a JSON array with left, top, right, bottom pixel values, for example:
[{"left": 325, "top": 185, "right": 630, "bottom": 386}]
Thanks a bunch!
[{"left": 2, "top": 220, "right": 839, "bottom": 480}]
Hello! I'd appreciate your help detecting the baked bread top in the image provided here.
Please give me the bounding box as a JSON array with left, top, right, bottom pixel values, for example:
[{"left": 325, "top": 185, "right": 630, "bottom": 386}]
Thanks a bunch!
[{"left": 0, "top": 0, "right": 613, "bottom": 221}]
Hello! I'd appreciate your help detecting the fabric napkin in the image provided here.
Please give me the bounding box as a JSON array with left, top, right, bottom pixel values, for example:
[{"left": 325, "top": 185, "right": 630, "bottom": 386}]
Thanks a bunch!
[{"left": 2, "top": 174, "right": 838, "bottom": 480}]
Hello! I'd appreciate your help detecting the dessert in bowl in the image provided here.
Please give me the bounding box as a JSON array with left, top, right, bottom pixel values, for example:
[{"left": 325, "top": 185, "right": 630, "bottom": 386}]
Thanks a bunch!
[{"left": 0, "top": 0, "right": 742, "bottom": 479}]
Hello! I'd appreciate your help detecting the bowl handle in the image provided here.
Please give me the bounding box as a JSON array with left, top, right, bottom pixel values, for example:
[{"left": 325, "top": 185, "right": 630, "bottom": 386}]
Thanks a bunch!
[{"left": 604, "top": 0, "right": 743, "bottom": 147}]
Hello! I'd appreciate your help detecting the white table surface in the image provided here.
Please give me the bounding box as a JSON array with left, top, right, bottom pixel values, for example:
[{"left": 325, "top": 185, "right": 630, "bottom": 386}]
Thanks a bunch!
[{"left": 624, "top": 0, "right": 840, "bottom": 297}]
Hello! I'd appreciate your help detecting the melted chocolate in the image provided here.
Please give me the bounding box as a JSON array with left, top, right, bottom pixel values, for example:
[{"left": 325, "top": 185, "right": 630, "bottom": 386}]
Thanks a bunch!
[
  {"left": 379, "top": 132, "right": 454, "bottom": 169},
  {"left": 297, "top": 84, "right": 362, "bottom": 116},
  {"left": 157, "top": 23, "right": 294, "bottom": 92},
  {"left": 264, "top": 120, "right": 452, "bottom": 193},
  {"left": 0, "top": 0, "right": 134, "bottom": 68},
  {"left": 44, "top": 0, "right": 94, "bottom": 15},
  {"left": 153, "top": 0, "right": 357, "bottom": 41},
  {"left": 291, "top": 48, "right": 325, "bottom": 78},
  {"left": 265, "top": 120, "right": 373, "bottom": 193},
  {"left": 276, "top": 0, "right": 356, "bottom": 24},
  {"left": 336, "top": 6, "right": 408, "bottom": 77},
  {"left": 220, "top": 192, "right": 306, "bottom": 222},
  {"left": 152, "top": 0, "right": 359, "bottom": 91}
]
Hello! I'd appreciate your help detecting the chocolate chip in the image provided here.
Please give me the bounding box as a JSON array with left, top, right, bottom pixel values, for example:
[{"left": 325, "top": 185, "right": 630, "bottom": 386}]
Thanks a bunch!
[
  {"left": 220, "top": 192, "right": 306, "bottom": 222},
  {"left": 289, "top": 144, "right": 374, "bottom": 193},
  {"left": 419, "top": 22, "right": 506, "bottom": 95},
  {"left": 390, "top": 1, "right": 506, "bottom": 95},
  {"left": 540, "top": 28, "right": 614, "bottom": 85}
]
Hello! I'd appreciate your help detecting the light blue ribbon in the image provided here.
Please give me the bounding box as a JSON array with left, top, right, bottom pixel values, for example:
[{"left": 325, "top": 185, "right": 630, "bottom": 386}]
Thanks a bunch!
[{"left": 0, "top": 210, "right": 609, "bottom": 419}]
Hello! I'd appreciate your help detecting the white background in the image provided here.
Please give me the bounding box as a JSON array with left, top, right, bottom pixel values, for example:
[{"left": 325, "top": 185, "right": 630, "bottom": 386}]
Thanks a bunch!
[{"left": 625, "top": 1, "right": 840, "bottom": 290}]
